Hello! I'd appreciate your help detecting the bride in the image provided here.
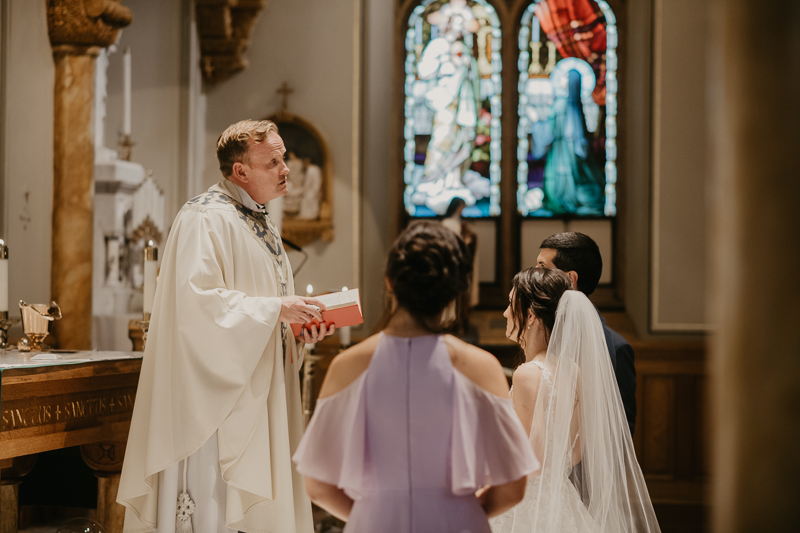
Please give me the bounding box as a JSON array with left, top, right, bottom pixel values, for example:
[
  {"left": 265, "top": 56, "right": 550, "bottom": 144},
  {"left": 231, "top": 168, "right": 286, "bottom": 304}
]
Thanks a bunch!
[{"left": 490, "top": 267, "right": 661, "bottom": 533}]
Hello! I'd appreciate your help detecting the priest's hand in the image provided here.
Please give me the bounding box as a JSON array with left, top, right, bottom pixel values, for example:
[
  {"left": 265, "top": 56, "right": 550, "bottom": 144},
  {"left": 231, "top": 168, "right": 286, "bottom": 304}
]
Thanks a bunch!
[
  {"left": 279, "top": 295, "right": 327, "bottom": 324},
  {"left": 300, "top": 321, "right": 336, "bottom": 344}
]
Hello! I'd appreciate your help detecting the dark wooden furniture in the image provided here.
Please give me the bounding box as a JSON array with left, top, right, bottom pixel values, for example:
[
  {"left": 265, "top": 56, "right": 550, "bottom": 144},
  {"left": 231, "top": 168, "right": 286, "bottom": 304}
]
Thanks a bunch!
[{"left": 0, "top": 355, "right": 142, "bottom": 533}]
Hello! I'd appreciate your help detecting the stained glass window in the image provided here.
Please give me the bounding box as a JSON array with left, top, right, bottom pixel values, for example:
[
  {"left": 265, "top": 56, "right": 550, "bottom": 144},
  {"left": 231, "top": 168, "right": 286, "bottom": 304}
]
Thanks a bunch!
[
  {"left": 517, "top": 0, "right": 617, "bottom": 217},
  {"left": 404, "top": 0, "right": 502, "bottom": 218}
]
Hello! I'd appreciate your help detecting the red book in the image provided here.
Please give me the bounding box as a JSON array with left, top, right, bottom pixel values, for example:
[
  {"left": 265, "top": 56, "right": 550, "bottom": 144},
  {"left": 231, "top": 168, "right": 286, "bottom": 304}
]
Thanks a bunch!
[{"left": 290, "top": 289, "right": 363, "bottom": 337}]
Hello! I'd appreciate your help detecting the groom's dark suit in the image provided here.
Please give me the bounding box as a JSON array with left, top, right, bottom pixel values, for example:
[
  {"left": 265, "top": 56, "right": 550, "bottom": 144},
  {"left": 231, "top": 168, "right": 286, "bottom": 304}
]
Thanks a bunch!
[{"left": 598, "top": 313, "right": 637, "bottom": 434}]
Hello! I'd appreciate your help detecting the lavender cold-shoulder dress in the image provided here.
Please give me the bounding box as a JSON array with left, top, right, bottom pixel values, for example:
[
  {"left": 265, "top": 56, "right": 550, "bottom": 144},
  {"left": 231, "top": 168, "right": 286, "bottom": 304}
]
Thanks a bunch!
[{"left": 293, "top": 334, "right": 539, "bottom": 533}]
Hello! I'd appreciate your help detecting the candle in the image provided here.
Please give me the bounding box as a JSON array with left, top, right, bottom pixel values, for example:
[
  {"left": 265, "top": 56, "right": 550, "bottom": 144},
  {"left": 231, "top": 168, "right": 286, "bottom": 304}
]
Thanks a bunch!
[
  {"left": 143, "top": 241, "right": 158, "bottom": 315},
  {"left": 123, "top": 47, "right": 132, "bottom": 136},
  {"left": 304, "top": 284, "right": 315, "bottom": 348},
  {"left": 0, "top": 240, "right": 8, "bottom": 313},
  {"left": 340, "top": 286, "right": 351, "bottom": 347}
]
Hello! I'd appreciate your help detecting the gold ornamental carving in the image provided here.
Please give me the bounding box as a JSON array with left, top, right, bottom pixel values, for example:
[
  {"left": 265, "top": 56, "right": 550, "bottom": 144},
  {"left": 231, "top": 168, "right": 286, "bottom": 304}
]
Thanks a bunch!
[
  {"left": 196, "top": 0, "right": 267, "bottom": 84},
  {"left": 127, "top": 216, "right": 164, "bottom": 247},
  {"left": 47, "top": 0, "right": 133, "bottom": 51}
]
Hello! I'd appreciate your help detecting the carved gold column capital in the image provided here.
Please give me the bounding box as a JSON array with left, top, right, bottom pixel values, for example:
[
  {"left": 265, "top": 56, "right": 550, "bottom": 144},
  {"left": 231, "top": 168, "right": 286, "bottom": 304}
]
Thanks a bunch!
[{"left": 47, "top": 0, "right": 133, "bottom": 50}]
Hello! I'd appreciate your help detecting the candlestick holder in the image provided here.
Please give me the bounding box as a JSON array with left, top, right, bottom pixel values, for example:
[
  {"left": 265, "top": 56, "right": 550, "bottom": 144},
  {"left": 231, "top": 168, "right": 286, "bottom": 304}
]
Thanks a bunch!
[
  {"left": 18, "top": 301, "right": 61, "bottom": 352},
  {"left": 133, "top": 311, "right": 151, "bottom": 351},
  {"left": 0, "top": 311, "right": 20, "bottom": 351},
  {"left": 118, "top": 133, "right": 135, "bottom": 162}
]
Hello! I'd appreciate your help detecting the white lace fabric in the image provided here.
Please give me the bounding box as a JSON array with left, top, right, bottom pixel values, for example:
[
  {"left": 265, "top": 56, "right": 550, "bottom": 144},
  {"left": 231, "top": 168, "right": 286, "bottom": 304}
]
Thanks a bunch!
[{"left": 491, "top": 291, "right": 661, "bottom": 533}]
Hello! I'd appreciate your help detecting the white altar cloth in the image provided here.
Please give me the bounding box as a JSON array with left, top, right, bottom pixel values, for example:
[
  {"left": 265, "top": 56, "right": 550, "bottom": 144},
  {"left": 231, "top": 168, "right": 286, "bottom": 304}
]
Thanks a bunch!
[{"left": 0, "top": 349, "right": 141, "bottom": 370}]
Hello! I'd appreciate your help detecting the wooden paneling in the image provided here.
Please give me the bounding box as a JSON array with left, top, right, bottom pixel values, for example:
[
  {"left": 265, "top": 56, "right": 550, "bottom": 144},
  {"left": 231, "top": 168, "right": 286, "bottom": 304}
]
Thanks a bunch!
[
  {"left": 641, "top": 376, "right": 675, "bottom": 477},
  {"left": 632, "top": 339, "right": 708, "bottom": 505}
]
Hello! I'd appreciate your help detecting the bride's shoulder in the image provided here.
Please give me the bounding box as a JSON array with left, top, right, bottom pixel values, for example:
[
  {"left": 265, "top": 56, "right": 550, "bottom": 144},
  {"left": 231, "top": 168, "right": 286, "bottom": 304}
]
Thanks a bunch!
[
  {"left": 512, "top": 361, "right": 544, "bottom": 393},
  {"left": 443, "top": 335, "right": 509, "bottom": 398}
]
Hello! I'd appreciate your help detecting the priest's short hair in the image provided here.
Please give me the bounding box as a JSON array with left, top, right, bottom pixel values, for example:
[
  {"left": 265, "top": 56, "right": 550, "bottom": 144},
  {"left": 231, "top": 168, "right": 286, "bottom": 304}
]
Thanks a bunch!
[{"left": 217, "top": 119, "right": 279, "bottom": 177}]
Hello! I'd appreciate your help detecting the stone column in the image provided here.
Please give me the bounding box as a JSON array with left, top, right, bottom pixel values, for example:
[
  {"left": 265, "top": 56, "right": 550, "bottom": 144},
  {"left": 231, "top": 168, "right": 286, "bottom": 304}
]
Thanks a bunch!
[
  {"left": 708, "top": 0, "right": 800, "bottom": 531},
  {"left": 0, "top": 455, "right": 37, "bottom": 533},
  {"left": 51, "top": 44, "right": 99, "bottom": 350},
  {"left": 81, "top": 442, "right": 126, "bottom": 533},
  {"left": 46, "top": 0, "right": 132, "bottom": 349}
]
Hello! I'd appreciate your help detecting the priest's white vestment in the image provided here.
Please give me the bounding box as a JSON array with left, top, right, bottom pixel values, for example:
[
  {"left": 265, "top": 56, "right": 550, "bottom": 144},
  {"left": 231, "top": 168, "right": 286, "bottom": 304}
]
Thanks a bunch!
[{"left": 118, "top": 180, "right": 313, "bottom": 533}]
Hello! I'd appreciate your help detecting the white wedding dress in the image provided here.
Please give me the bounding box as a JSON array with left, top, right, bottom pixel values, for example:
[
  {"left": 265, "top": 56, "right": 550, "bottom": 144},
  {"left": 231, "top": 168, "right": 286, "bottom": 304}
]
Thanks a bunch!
[
  {"left": 490, "top": 291, "right": 661, "bottom": 533},
  {"left": 490, "top": 360, "right": 594, "bottom": 533}
]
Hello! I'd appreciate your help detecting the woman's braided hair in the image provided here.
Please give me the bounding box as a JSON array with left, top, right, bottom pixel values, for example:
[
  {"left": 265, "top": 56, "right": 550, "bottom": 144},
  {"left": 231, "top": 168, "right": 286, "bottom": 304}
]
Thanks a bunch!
[{"left": 385, "top": 220, "right": 472, "bottom": 330}]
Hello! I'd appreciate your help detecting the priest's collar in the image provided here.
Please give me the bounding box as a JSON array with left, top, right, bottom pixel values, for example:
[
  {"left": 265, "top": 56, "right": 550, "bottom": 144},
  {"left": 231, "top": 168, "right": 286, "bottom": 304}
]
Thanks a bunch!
[{"left": 233, "top": 184, "right": 266, "bottom": 213}]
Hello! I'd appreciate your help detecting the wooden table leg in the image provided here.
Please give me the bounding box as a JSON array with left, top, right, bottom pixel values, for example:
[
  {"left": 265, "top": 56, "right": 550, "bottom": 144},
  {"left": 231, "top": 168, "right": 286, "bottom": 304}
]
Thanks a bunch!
[
  {"left": 81, "top": 443, "right": 126, "bottom": 533},
  {"left": 0, "top": 455, "right": 37, "bottom": 533},
  {"left": 0, "top": 485, "right": 19, "bottom": 533}
]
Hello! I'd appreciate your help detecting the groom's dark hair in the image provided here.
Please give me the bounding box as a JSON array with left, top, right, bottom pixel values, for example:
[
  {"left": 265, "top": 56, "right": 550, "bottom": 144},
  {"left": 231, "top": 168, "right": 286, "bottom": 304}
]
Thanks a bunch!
[{"left": 540, "top": 232, "right": 603, "bottom": 295}]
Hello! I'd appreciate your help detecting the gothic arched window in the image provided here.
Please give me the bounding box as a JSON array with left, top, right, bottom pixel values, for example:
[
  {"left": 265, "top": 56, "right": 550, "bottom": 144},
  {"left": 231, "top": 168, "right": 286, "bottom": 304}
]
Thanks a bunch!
[
  {"left": 403, "top": 0, "right": 502, "bottom": 218},
  {"left": 516, "top": 0, "right": 618, "bottom": 217}
]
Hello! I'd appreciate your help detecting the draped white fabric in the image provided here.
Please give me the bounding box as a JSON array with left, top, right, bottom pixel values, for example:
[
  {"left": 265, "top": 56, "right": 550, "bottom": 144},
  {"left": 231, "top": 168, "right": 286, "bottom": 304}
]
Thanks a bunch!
[{"left": 492, "top": 291, "right": 660, "bottom": 533}]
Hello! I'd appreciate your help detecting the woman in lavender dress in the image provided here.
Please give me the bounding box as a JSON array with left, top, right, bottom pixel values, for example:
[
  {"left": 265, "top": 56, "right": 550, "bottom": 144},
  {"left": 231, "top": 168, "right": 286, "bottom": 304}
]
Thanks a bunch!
[{"left": 293, "top": 221, "right": 539, "bottom": 533}]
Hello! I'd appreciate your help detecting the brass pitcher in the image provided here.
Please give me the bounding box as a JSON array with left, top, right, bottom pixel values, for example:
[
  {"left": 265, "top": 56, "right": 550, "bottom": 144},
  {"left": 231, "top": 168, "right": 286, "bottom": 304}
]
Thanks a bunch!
[{"left": 18, "top": 300, "right": 62, "bottom": 352}]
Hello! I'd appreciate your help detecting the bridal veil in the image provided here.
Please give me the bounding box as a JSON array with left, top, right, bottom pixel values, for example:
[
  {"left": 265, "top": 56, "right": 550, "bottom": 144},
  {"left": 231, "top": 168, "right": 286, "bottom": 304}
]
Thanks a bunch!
[{"left": 498, "top": 290, "right": 660, "bottom": 533}]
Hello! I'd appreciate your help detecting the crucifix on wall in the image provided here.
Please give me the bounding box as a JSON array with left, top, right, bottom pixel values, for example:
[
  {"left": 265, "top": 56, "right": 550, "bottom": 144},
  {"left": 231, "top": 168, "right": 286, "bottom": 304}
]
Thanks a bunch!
[{"left": 277, "top": 82, "right": 294, "bottom": 114}]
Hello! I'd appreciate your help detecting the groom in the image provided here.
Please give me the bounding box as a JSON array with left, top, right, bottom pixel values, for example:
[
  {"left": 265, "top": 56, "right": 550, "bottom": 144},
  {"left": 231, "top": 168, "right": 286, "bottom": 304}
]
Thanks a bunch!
[{"left": 535, "top": 232, "right": 637, "bottom": 434}]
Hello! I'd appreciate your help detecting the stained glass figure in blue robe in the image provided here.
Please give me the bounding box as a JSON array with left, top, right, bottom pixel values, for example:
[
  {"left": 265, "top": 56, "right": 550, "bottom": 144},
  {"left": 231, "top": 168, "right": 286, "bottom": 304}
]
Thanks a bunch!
[{"left": 542, "top": 68, "right": 605, "bottom": 215}]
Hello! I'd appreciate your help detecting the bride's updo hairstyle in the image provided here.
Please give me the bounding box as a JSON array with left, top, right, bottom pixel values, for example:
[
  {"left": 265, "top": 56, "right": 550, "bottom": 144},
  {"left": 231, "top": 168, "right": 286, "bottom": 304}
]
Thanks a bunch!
[
  {"left": 510, "top": 267, "right": 573, "bottom": 348},
  {"left": 385, "top": 220, "right": 472, "bottom": 330}
]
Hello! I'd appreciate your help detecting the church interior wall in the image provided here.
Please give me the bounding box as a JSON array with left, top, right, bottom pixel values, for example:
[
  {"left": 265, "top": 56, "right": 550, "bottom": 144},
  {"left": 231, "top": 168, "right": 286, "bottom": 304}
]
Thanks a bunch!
[
  {"left": 649, "top": 0, "right": 709, "bottom": 333},
  {"left": 623, "top": 0, "right": 710, "bottom": 339},
  {"left": 0, "top": 0, "right": 56, "bottom": 311}
]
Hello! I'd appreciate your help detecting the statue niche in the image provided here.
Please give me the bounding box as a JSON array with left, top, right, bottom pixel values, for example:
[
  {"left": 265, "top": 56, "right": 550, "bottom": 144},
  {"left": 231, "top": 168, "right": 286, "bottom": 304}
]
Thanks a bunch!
[{"left": 267, "top": 111, "right": 334, "bottom": 247}]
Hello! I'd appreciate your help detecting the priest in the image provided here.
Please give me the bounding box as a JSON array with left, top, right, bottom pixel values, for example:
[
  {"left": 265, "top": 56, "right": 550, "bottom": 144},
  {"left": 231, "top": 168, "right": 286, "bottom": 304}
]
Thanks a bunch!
[{"left": 118, "top": 119, "right": 334, "bottom": 533}]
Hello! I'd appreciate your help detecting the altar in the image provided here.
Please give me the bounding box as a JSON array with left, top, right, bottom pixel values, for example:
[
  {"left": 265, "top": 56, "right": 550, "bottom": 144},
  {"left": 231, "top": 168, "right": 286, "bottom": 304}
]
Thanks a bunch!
[{"left": 0, "top": 351, "right": 142, "bottom": 533}]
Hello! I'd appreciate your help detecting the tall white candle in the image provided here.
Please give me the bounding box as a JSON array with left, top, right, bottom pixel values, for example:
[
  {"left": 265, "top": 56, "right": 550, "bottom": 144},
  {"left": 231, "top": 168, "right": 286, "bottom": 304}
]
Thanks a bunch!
[
  {"left": 339, "top": 286, "right": 351, "bottom": 347},
  {"left": 123, "top": 47, "right": 132, "bottom": 135},
  {"left": 0, "top": 240, "right": 8, "bottom": 313},
  {"left": 143, "top": 241, "right": 157, "bottom": 315}
]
